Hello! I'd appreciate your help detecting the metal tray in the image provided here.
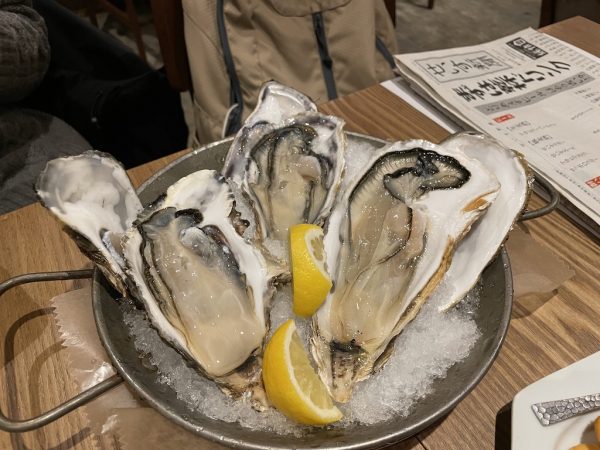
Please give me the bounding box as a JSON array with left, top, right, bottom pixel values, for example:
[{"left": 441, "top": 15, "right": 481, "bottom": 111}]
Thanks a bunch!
[{"left": 0, "top": 133, "right": 559, "bottom": 448}]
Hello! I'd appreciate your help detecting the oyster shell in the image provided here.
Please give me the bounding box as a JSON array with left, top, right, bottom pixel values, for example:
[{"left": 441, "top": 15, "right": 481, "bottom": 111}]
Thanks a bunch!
[
  {"left": 122, "top": 170, "right": 274, "bottom": 407},
  {"left": 36, "top": 150, "right": 142, "bottom": 293},
  {"left": 312, "top": 140, "right": 501, "bottom": 402},
  {"left": 435, "top": 132, "right": 533, "bottom": 311},
  {"left": 223, "top": 82, "right": 346, "bottom": 264},
  {"left": 223, "top": 80, "right": 318, "bottom": 175}
]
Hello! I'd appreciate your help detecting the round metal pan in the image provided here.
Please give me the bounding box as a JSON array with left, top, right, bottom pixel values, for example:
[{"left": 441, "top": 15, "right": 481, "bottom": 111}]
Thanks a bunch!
[{"left": 91, "top": 132, "right": 514, "bottom": 449}]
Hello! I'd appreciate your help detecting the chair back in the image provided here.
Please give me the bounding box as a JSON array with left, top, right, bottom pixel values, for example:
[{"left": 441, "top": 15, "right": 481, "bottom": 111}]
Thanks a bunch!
[{"left": 151, "top": 0, "right": 191, "bottom": 92}]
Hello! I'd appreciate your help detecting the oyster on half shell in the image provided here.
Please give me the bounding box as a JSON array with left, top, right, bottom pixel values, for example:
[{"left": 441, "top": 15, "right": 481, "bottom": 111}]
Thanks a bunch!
[
  {"left": 223, "top": 82, "right": 346, "bottom": 265},
  {"left": 312, "top": 140, "right": 501, "bottom": 402},
  {"left": 38, "top": 155, "right": 275, "bottom": 407},
  {"left": 122, "top": 170, "right": 274, "bottom": 407},
  {"left": 223, "top": 81, "right": 318, "bottom": 174}
]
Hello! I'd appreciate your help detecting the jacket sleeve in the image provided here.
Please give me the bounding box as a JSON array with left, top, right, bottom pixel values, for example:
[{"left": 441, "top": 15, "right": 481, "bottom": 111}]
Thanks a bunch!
[{"left": 0, "top": 0, "right": 50, "bottom": 103}]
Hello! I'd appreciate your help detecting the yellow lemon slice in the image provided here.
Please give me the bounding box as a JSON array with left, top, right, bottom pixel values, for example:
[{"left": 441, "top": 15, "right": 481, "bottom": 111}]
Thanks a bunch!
[
  {"left": 262, "top": 320, "right": 342, "bottom": 425},
  {"left": 289, "top": 224, "right": 332, "bottom": 317}
]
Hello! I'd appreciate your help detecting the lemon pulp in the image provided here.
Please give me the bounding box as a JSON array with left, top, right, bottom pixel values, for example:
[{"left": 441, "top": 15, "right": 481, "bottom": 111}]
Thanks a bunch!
[
  {"left": 289, "top": 224, "right": 332, "bottom": 317},
  {"left": 262, "top": 320, "right": 342, "bottom": 425}
]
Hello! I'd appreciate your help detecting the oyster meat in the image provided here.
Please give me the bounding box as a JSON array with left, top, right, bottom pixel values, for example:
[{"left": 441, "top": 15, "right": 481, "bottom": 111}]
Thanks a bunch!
[
  {"left": 312, "top": 140, "right": 501, "bottom": 402},
  {"left": 223, "top": 80, "right": 318, "bottom": 175},
  {"left": 122, "top": 170, "right": 274, "bottom": 406},
  {"left": 223, "top": 82, "right": 346, "bottom": 264}
]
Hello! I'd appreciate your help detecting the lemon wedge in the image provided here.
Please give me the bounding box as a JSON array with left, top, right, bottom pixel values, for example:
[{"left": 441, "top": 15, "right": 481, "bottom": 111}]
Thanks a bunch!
[
  {"left": 289, "top": 224, "right": 332, "bottom": 317},
  {"left": 262, "top": 320, "right": 342, "bottom": 425}
]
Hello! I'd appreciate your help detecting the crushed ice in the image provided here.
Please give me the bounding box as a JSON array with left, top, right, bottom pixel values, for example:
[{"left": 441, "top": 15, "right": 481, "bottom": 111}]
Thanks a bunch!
[
  {"left": 120, "top": 138, "right": 482, "bottom": 435},
  {"left": 121, "top": 282, "right": 480, "bottom": 435}
]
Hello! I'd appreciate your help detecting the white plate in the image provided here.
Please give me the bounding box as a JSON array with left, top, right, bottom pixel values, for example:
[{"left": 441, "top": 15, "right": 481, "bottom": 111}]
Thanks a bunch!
[{"left": 512, "top": 351, "right": 600, "bottom": 449}]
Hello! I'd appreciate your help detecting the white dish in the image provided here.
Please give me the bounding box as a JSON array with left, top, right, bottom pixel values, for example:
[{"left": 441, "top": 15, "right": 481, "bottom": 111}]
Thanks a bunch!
[{"left": 512, "top": 351, "right": 600, "bottom": 449}]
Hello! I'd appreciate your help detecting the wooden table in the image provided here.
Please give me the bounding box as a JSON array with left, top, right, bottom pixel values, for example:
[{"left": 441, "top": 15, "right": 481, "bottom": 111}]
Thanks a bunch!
[{"left": 0, "top": 15, "right": 598, "bottom": 450}]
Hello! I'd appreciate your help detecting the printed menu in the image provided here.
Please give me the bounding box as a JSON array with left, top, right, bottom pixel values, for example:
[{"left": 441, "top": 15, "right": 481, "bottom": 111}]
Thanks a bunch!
[{"left": 393, "top": 28, "right": 600, "bottom": 234}]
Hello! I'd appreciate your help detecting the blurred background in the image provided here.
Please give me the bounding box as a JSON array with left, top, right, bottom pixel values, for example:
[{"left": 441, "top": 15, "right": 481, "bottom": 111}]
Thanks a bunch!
[
  {"left": 56, "top": 0, "right": 600, "bottom": 146},
  {"left": 55, "top": 0, "right": 600, "bottom": 144}
]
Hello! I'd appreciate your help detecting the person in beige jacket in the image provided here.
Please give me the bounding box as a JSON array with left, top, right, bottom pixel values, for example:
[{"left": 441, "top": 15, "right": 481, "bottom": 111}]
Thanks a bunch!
[{"left": 183, "top": 0, "right": 398, "bottom": 144}]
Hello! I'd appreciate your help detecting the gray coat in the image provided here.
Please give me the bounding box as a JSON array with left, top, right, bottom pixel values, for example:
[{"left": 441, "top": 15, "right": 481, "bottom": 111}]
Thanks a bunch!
[
  {"left": 0, "top": 0, "right": 89, "bottom": 215},
  {"left": 0, "top": 0, "right": 50, "bottom": 104}
]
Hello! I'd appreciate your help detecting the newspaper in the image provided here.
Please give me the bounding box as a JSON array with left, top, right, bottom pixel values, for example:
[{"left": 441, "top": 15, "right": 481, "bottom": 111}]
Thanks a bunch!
[{"left": 393, "top": 28, "right": 600, "bottom": 233}]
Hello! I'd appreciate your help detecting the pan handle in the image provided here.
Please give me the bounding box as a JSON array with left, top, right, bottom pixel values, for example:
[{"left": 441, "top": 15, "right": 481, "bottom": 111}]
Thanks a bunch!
[
  {"left": 520, "top": 173, "right": 560, "bottom": 221},
  {"left": 0, "top": 270, "right": 123, "bottom": 432}
]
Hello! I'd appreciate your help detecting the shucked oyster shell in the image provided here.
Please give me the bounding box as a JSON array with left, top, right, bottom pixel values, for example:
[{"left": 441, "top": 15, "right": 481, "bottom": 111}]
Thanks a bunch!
[
  {"left": 312, "top": 139, "right": 501, "bottom": 402},
  {"left": 435, "top": 132, "right": 533, "bottom": 311},
  {"left": 36, "top": 150, "right": 142, "bottom": 293}
]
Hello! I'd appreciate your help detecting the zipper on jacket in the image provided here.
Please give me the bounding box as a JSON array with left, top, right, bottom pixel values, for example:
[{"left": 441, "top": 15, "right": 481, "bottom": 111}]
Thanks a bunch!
[
  {"left": 376, "top": 36, "right": 396, "bottom": 70},
  {"left": 312, "top": 12, "right": 338, "bottom": 100}
]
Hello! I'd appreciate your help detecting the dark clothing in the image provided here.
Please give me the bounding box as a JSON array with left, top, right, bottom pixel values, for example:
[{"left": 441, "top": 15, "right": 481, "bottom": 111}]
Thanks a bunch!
[
  {"left": 0, "top": 109, "right": 89, "bottom": 214},
  {"left": 0, "top": 0, "right": 89, "bottom": 214},
  {"left": 27, "top": 0, "right": 188, "bottom": 169},
  {"left": 0, "top": 0, "right": 50, "bottom": 103},
  {"left": 0, "top": 0, "right": 187, "bottom": 214}
]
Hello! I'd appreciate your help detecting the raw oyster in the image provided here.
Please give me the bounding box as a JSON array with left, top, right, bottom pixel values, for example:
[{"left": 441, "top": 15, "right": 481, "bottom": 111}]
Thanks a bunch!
[
  {"left": 223, "top": 82, "right": 346, "bottom": 264},
  {"left": 435, "top": 132, "right": 533, "bottom": 311},
  {"left": 36, "top": 150, "right": 142, "bottom": 293},
  {"left": 122, "top": 170, "right": 274, "bottom": 407},
  {"left": 223, "top": 80, "right": 318, "bottom": 175},
  {"left": 312, "top": 140, "right": 501, "bottom": 402}
]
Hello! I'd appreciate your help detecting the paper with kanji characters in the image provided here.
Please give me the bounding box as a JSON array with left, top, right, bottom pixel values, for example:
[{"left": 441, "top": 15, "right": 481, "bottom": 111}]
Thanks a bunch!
[{"left": 394, "top": 28, "right": 600, "bottom": 230}]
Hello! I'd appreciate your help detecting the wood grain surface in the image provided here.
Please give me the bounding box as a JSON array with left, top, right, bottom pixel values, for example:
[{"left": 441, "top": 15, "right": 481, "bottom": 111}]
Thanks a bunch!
[{"left": 0, "top": 16, "right": 598, "bottom": 450}]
